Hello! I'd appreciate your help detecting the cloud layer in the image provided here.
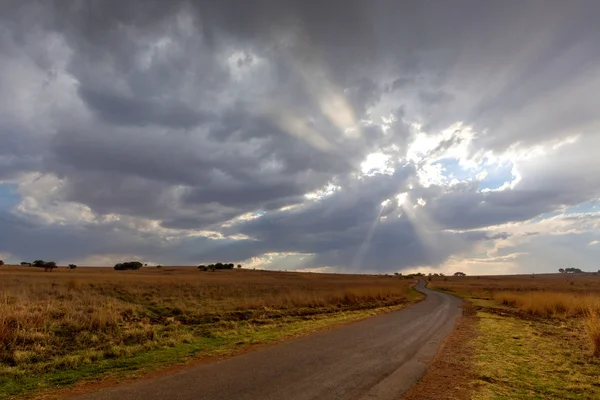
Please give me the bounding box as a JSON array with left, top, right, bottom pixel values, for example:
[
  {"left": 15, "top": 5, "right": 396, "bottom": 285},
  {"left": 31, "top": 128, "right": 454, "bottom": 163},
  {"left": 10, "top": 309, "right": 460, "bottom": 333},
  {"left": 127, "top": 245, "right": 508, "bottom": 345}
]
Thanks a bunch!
[{"left": 1, "top": 0, "right": 599, "bottom": 273}]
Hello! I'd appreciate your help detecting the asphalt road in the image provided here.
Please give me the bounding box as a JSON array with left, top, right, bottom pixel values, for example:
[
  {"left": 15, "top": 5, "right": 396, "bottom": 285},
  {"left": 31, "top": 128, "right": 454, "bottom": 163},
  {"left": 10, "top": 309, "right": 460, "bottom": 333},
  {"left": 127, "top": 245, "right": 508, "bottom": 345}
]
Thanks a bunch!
[{"left": 71, "top": 280, "right": 463, "bottom": 400}]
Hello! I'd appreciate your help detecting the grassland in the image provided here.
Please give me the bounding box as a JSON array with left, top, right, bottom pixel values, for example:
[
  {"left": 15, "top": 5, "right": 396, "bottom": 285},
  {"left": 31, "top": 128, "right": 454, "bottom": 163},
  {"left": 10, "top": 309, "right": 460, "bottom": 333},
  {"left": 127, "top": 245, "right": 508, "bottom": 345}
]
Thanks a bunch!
[
  {"left": 430, "top": 274, "right": 600, "bottom": 399},
  {"left": 0, "top": 266, "right": 420, "bottom": 399}
]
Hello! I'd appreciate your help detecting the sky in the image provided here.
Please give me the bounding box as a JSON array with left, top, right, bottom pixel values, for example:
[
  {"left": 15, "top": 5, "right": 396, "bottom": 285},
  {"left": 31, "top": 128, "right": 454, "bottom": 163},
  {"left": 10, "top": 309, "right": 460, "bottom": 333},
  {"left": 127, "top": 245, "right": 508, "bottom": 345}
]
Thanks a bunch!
[{"left": 1, "top": 0, "right": 600, "bottom": 274}]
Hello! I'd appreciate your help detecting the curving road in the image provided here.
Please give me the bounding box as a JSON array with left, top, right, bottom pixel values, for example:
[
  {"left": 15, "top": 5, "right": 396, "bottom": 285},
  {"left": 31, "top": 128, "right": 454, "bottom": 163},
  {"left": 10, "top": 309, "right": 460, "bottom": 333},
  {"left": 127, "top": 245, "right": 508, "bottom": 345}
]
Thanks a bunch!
[{"left": 71, "top": 280, "right": 462, "bottom": 400}]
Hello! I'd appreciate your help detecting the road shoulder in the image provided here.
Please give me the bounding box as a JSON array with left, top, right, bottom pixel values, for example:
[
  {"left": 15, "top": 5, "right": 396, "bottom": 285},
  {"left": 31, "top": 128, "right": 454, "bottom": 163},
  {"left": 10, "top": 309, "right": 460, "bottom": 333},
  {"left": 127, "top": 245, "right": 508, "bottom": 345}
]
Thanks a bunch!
[{"left": 403, "top": 302, "right": 477, "bottom": 400}]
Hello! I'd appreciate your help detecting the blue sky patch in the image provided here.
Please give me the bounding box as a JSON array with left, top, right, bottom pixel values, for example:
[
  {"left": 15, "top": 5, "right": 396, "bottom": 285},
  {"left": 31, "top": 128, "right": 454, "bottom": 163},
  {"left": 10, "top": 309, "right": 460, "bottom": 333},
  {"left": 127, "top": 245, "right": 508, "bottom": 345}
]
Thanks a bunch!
[
  {"left": 532, "top": 200, "right": 598, "bottom": 222},
  {"left": 433, "top": 158, "right": 514, "bottom": 191},
  {"left": 0, "top": 183, "right": 20, "bottom": 210},
  {"left": 478, "top": 162, "right": 514, "bottom": 191}
]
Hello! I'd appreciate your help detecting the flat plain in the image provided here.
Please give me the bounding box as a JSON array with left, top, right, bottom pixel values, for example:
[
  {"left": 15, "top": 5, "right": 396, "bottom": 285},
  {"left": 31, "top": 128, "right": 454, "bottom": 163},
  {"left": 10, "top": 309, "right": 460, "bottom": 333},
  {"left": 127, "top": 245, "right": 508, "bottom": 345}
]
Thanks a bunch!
[{"left": 0, "top": 266, "right": 420, "bottom": 399}]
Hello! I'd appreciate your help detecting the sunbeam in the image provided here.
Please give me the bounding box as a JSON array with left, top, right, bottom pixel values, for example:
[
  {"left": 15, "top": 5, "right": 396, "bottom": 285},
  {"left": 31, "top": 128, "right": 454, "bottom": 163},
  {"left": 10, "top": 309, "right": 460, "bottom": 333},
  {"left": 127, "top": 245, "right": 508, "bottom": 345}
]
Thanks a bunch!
[{"left": 351, "top": 201, "right": 388, "bottom": 269}]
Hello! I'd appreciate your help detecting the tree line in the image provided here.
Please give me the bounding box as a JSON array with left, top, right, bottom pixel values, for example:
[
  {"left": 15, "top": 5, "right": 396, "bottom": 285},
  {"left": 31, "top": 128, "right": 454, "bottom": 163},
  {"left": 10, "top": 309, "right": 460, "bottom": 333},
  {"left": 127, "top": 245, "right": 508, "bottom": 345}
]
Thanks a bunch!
[
  {"left": 559, "top": 267, "right": 584, "bottom": 273},
  {"left": 198, "top": 263, "right": 242, "bottom": 271},
  {"left": 1, "top": 260, "right": 243, "bottom": 271}
]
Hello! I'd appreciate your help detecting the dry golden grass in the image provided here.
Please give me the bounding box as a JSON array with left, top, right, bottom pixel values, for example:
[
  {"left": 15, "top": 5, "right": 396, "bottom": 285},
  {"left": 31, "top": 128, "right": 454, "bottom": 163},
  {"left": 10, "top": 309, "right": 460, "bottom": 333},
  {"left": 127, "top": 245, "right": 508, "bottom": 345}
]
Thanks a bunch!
[
  {"left": 430, "top": 273, "right": 600, "bottom": 357},
  {"left": 585, "top": 309, "right": 600, "bottom": 357},
  {"left": 431, "top": 272, "right": 600, "bottom": 297},
  {"left": 0, "top": 265, "right": 416, "bottom": 383},
  {"left": 493, "top": 291, "right": 600, "bottom": 318}
]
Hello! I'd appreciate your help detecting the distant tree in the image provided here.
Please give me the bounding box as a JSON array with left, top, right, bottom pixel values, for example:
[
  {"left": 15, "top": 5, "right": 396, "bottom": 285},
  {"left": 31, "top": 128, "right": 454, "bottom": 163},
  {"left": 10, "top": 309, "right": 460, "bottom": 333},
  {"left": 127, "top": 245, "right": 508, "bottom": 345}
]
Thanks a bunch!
[
  {"left": 440, "top": 273, "right": 445, "bottom": 277},
  {"left": 20, "top": 261, "right": 32, "bottom": 266},
  {"left": 565, "top": 267, "right": 583, "bottom": 274},
  {"left": 0, "top": 260, "right": 4, "bottom": 266},
  {"left": 144, "top": 263, "right": 148, "bottom": 267},
  {"left": 156, "top": 265, "right": 162, "bottom": 268},
  {"left": 31, "top": 260, "right": 57, "bottom": 272},
  {"left": 198, "top": 265, "right": 207, "bottom": 271},
  {"left": 208, "top": 264, "right": 216, "bottom": 272},
  {"left": 44, "top": 261, "right": 57, "bottom": 272},
  {"left": 453, "top": 271, "right": 466, "bottom": 277},
  {"left": 227, "top": 263, "right": 234, "bottom": 269},
  {"left": 559, "top": 268, "right": 565, "bottom": 273},
  {"left": 114, "top": 261, "right": 143, "bottom": 271},
  {"left": 68, "top": 264, "right": 77, "bottom": 269},
  {"left": 237, "top": 264, "right": 242, "bottom": 269},
  {"left": 214, "top": 262, "right": 224, "bottom": 270}
]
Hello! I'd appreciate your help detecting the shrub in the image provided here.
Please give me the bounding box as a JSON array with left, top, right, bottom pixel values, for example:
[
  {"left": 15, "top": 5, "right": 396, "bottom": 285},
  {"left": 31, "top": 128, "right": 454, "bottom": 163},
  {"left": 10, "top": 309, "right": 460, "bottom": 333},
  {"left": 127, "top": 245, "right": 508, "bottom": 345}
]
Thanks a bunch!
[
  {"left": 237, "top": 264, "right": 242, "bottom": 269},
  {"left": 20, "top": 261, "right": 31, "bottom": 266},
  {"left": 31, "top": 260, "right": 57, "bottom": 272},
  {"left": 0, "top": 260, "right": 4, "bottom": 266},
  {"left": 114, "top": 261, "right": 143, "bottom": 271},
  {"left": 68, "top": 264, "right": 77, "bottom": 269},
  {"left": 156, "top": 265, "right": 162, "bottom": 269}
]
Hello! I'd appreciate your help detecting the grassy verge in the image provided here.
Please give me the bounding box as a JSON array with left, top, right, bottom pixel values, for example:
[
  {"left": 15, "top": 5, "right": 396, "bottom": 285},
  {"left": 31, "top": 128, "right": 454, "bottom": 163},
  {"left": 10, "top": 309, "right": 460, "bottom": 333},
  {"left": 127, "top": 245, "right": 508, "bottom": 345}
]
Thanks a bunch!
[
  {"left": 428, "top": 276, "right": 600, "bottom": 399},
  {"left": 473, "top": 309, "right": 600, "bottom": 399}
]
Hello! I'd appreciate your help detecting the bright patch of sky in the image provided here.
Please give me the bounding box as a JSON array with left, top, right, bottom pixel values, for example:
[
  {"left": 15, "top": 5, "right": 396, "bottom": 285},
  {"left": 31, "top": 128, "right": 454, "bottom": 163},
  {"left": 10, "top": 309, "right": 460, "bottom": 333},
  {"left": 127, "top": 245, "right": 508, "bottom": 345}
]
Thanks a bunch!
[
  {"left": 243, "top": 252, "right": 314, "bottom": 270},
  {"left": 360, "top": 152, "right": 394, "bottom": 176},
  {"left": 406, "top": 123, "right": 476, "bottom": 164},
  {"left": 396, "top": 192, "right": 408, "bottom": 207},
  {"left": 417, "top": 156, "right": 516, "bottom": 191}
]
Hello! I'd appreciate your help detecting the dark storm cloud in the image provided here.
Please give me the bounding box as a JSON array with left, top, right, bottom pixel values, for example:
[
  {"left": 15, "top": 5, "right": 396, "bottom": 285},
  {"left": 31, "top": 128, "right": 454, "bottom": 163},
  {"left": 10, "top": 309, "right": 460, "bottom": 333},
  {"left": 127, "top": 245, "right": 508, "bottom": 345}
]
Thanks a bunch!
[
  {"left": 1, "top": 0, "right": 599, "bottom": 271},
  {"left": 0, "top": 209, "right": 220, "bottom": 265},
  {"left": 78, "top": 88, "right": 208, "bottom": 128}
]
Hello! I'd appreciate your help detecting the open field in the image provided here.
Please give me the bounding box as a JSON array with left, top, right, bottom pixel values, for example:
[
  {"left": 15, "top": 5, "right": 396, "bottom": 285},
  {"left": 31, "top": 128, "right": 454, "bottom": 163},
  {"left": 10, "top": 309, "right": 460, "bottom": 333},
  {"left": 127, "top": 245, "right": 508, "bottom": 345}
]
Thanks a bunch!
[
  {"left": 0, "top": 266, "right": 420, "bottom": 399},
  {"left": 429, "top": 274, "right": 600, "bottom": 399}
]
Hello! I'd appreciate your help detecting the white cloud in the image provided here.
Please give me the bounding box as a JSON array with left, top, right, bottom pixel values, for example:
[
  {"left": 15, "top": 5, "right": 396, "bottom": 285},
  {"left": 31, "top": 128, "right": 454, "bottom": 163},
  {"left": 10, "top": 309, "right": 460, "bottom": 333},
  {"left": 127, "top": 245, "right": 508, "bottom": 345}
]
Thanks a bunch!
[{"left": 361, "top": 152, "right": 394, "bottom": 176}]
